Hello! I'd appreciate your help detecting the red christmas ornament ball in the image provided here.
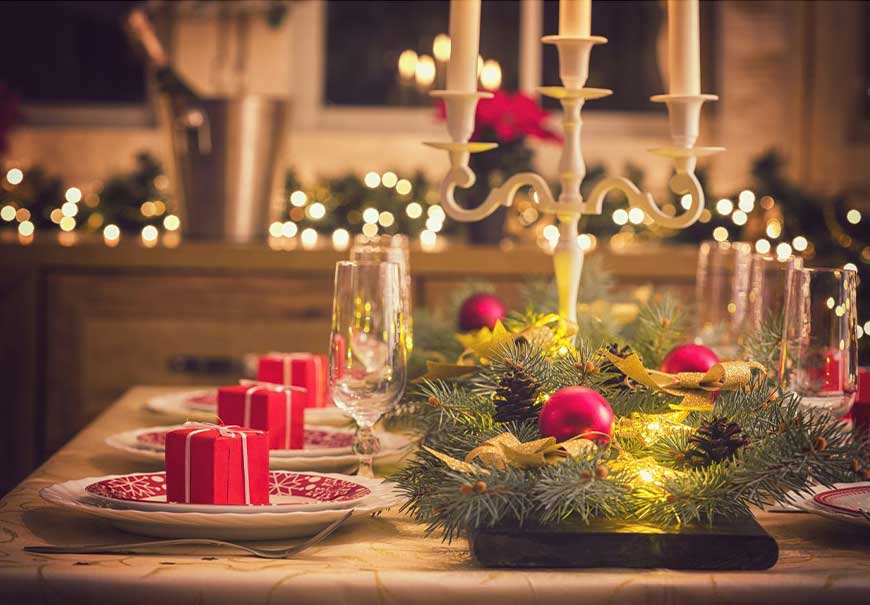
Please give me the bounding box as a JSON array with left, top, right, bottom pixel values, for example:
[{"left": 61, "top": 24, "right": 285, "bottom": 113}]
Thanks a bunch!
[
  {"left": 458, "top": 293, "right": 507, "bottom": 332},
  {"left": 660, "top": 343, "right": 720, "bottom": 374},
  {"left": 538, "top": 386, "right": 614, "bottom": 443}
]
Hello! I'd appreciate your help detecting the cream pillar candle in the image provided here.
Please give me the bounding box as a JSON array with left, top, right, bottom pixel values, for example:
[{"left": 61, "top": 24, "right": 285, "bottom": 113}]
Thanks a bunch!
[
  {"left": 668, "top": 0, "right": 701, "bottom": 95},
  {"left": 446, "top": 0, "right": 482, "bottom": 92},
  {"left": 558, "top": 0, "right": 591, "bottom": 37}
]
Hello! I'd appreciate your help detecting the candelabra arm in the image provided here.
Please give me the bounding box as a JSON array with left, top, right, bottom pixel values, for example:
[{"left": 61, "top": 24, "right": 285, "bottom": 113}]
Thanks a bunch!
[
  {"left": 439, "top": 168, "right": 559, "bottom": 223},
  {"left": 586, "top": 169, "right": 706, "bottom": 230}
]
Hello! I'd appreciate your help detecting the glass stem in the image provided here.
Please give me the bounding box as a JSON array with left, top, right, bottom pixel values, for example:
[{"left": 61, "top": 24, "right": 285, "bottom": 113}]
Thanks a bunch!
[{"left": 354, "top": 425, "right": 379, "bottom": 478}]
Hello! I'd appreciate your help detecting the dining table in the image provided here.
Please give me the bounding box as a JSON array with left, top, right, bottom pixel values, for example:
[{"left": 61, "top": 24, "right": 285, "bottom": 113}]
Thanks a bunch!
[{"left": 2, "top": 385, "right": 870, "bottom": 604}]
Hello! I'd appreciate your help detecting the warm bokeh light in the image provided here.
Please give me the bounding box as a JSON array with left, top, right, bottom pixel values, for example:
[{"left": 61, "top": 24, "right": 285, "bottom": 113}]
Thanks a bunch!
[
  {"left": 378, "top": 211, "right": 395, "bottom": 227},
  {"left": 627, "top": 207, "right": 644, "bottom": 225},
  {"left": 364, "top": 172, "right": 380, "bottom": 188},
  {"left": 15, "top": 208, "right": 30, "bottom": 222},
  {"left": 141, "top": 225, "right": 159, "bottom": 242},
  {"left": 415, "top": 54, "right": 436, "bottom": 87},
  {"left": 846, "top": 209, "right": 862, "bottom": 224},
  {"left": 395, "top": 179, "right": 412, "bottom": 195},
  {"left": 163, "top": 214, "right": 181, "bottom": 231},
  {"left": 64, "top": 187, "right": 82, "bottom": 204},
  {"left": 420, "top": 229, "right": 437, "bottom": 251},
  {"left": 290, "top": 190, "right": 308, "bottom": 207},
  {"left": 332, "top": 228, "right": 350, "bottom": 251},
  {"left": 362, "top": 222, "right": 378, "bottom": 237},
  {"left": 712, "top": 226, "right": 729, "bottom": 242},
  {"left": 308, "top": 202, "right": 326, "bottom": 220},
  {"left": 362, "top": 208, "right": 379, "bottom": 224},
  {"left": 281, "top": 221, "right": 298, "bottom": 238},
  {"left": 59, "top": 216, "right": 76, "bottom": 232},
  {"left": 269, "top": 221, "right": 283, "bottom": 238},
  {"left": 300, "top": 227, "right": 318, "bottom": 249},
  {"left": 738, "top": 190, "right": 756, "bottom": 212},
  {"left": 732, "top": 210, "right": 747, "bottom": 225},
  {"left": 432, "top": 33, "right": 451, "bottom": 62},
  {"left": 480, "top": 59, "right": 502, "bottom": 90},
  {"left": 792, "top": 236, "right": 808, "bottom": 251},
  {"left": 381, "top": 171, "right": 398, "bottom": 188},
  {"left": 612, "top": 208, "right": 628, "bottom": 225},
  {"left": 715, "top": 198, "right": 734, "bottom": 215},
  {"left": 427, "top": 205, "right": 446, "bottom": 222},
  {"left": 406, "top": 202, "right": 423, "bottom": 219},
  {"left": 103, "top": 224, "right": 120, "bottom": 245},
  {"left": 18, "top": 220, "right": 34, "bottom": 237},
  {"left": 6, "top": 168, "right": 23, "bottom": 185},
  {"left": 61, "top": 201, "right": 78, "bottom": 217},
  {"left": 766, "top": 219, "right": 782, "bottom": 239},
  {"left": 1, "top": 205, "right": 15, "bottom": 221},
  {"left": 50, "top": 209, "right": 63, "bottom": 224},
  {"left": 844, "top": 262, "right": 858, "bottom": 272},
  {"left": 775, "top": 242, "right": 792, "bottom": 259},
  {"left": 680, "top": 194, "right": 692, "bottom": 210},
  {"left": 397, "top": 49, "right": 418, "bottom": 80}
]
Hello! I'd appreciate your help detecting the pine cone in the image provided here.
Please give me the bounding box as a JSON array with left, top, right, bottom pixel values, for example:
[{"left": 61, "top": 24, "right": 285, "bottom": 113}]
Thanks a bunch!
[
  {"left": 492, "top": 360, "right": 541, "bottom": 423},
  {"left": 598, "top": 343, "right": 642, "bottom": 391},
  {"left": 685, "top": 417, "right": 749, "bottom": 467}
]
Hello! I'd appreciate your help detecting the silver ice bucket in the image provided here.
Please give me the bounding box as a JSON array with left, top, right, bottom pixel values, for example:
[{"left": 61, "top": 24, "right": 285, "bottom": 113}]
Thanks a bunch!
[{"left": 159, "top": 95, "right": 291, "bottom": 243}]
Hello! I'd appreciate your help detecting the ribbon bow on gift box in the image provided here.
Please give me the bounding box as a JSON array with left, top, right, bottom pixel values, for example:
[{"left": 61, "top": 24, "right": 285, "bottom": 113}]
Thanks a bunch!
[
  {"left": 424, "top": 431, "right": 595, "bottom": 474},
  {"left": 603, "top": 351, "right": 765, "bottom": 412},
  {"left": 237, "top": 379, "right": 307, "bottom": 449},
  {"left": 180, "top": 421, "right": 260, "bottom": 504}
]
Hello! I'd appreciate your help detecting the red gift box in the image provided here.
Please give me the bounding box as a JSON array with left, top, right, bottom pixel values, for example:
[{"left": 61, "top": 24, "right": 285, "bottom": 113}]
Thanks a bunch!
[
  {"left": 852, "top": 368, "right": 870, "bottom": 436},
  {"left": 217, "top": 384, "right": 304, "bottom": 450},
  {"left": 165, "top": 423, "right": 269, "bottom": 505},
  {"left": 257, "top": 353, "right": 328, "bottom": 408}
]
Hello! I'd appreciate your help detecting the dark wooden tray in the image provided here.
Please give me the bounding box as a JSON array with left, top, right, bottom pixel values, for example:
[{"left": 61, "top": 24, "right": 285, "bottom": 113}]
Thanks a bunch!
[{"left": 469, "top": 516, "right": 778, "bottom": 570}]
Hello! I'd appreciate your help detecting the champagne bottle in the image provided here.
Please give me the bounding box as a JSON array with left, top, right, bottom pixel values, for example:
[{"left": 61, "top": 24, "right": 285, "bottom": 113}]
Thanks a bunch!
[{"left": 125, "top": 9, "right": 201, "bottom": 108}]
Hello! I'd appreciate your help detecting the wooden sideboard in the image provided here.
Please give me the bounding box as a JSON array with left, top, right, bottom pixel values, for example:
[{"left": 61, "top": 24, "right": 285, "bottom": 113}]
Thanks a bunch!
[{"left": 0, "top": 241, "right": 697, "bottom": 494}]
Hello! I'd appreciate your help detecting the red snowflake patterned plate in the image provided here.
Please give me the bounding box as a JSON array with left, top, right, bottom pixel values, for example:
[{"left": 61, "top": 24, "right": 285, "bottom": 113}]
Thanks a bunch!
[
  {"left": 135, "top": 425, "right": 355, "bottom": 456},
  {"left": 83, "top": 471, "right": 371, "bottom": 514},
  {"left": 813, "top": 485, "right": 870, "bottom": 517}
]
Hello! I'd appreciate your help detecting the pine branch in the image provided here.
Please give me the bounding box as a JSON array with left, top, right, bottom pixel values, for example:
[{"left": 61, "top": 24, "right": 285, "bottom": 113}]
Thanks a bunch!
[{"left": 629, "top": 293, "right": 688, "bottom": 368}]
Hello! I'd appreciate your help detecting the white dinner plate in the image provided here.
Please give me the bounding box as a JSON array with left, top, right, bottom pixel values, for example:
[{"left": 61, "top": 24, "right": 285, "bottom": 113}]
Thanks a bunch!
[
  {"left": 131, "top": 424, "right": 355, "bottom": 458},
  {"left": 83, "top": 471, "right": 370, "bottom": 514},
  {"left": 106, "top": 425, "right": 415, "bottom": 473},
  {"left": 794, "top": 481, "right": 870, "bottom": 529},
  {"left": 40, "top": 473, "right": 401, "bottom": 540},
  {"left": 144, "top": 389, "right": 350, "bottom": 426}
]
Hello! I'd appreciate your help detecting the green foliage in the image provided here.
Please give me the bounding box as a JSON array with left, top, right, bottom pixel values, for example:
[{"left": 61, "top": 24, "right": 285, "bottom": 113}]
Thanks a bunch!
[
  {"left": 628, "top": 293, "right": 689, "bottom": 368},
  {"left": 393, "top": 300, "right": 867, "bottom": 542}
]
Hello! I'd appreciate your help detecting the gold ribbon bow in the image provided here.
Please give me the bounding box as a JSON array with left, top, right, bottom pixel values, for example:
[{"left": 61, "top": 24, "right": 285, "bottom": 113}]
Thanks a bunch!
[
  {"left": 423, "top": 431, "right": 595, "bottom": 474},
  {"left": 603, "top": 351, "right": 765, "bottom": 412}
]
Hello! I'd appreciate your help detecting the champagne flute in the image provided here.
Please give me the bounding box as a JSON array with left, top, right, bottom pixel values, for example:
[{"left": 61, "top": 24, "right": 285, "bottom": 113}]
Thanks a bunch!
[
  {"left": 738, "top": 253, "right": 802, "bottom": 366},
  {"left": 350, "top": 234, "right": 413, "bottom": 352},
  {"left": 779, "top": 266, "right": 859, "bottom": 418},
  {"left": 695, "top": 240, "right": 753, "bottom": 358},
  {"left": 328, "top": 261, "right": 407, "bottom": 477}
]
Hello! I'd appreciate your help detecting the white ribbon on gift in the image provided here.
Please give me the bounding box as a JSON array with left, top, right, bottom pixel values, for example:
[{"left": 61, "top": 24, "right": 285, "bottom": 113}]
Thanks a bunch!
[
  {"left": 238, "top": 379, "right": 307, "bottom": 449},
  {"left": 265, "top": 352, "right": 324, "bottom": 407},
  {"left": 180, "top": 421, "right": 256, "bottom": 504}
]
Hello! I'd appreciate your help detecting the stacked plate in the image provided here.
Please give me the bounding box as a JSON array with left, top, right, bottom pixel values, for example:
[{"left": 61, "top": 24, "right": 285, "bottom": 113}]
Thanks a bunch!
[
  {"left": 106, "top": 424, "right": 413, "bottom": 473},
  {"left": 41, "top": 471, "right": 402, "bottom": 540},
  {"left": 144, "top": 389, "right": 349, "bottom": 426},
  {"left": 793, "top": 481, "right": 870, "bottom": 529}
]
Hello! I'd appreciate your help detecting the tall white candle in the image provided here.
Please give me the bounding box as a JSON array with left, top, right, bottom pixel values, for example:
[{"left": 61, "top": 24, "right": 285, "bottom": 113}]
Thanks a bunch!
[
  {"left": 668, "top": 0, "right": 701, "bottom": 95},
  {"left": 446, "top": 0, "right": 482, "bottom": 92},
  {"left": 559, "top": 0, "right": 591, "bottom": 37}
]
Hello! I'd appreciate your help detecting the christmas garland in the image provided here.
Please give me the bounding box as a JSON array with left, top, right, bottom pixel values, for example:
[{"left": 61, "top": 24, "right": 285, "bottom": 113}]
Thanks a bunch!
[{"left": 392, "top": 300, "right": 869, "bottom": 542}]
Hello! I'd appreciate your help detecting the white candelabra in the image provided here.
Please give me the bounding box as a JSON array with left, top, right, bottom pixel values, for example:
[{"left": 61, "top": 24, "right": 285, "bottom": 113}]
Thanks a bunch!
[{"left": 425, "top": 0, "right": 723, "bottom": 324}]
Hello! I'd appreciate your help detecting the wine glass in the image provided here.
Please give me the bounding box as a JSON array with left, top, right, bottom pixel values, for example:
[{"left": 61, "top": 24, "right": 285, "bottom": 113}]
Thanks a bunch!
[
  {"left": 350, "top": 234, "right": 413, "bottom": 352},
  {"left": 328, "top": 260, "right": 407, "bottom": 477},
  {"left": 738, "top": 253, "right": 802, "bottom": 365},
  {"left": 779, "top": 266, "right": 859, "bottom": 418},
  {"left": 695, "top": 240, "right": 753, "bottom": 358}
]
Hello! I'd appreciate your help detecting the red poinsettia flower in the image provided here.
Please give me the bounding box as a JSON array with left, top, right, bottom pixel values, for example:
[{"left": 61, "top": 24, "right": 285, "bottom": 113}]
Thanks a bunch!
[{"left": 436, "top": 90, "right": 562, "bottom": 144}]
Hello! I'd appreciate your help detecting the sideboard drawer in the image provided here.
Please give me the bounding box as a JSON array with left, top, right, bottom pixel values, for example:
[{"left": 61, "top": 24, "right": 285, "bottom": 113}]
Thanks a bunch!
[{"left": 43, "top": 271, "right": 333, "bottom": 454}]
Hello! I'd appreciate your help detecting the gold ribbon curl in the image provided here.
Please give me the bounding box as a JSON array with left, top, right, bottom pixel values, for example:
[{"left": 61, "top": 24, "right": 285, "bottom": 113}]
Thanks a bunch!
[
  {"left": 603, "top": 351, "right": 765, "bottom": 412},
  {"left": 423, "top": 431, "right": 596, "bottom": 475}
]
